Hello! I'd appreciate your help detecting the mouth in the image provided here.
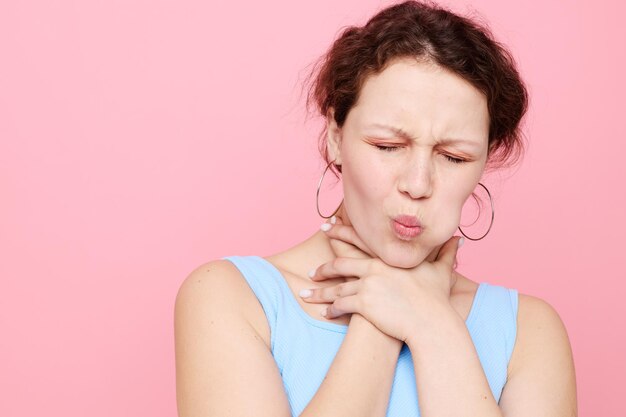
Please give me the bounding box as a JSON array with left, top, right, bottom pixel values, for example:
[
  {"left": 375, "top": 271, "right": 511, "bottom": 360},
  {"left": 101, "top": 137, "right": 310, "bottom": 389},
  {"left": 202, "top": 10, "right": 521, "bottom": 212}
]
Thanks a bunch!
[
  {"left": 392, "top": 214, "right": 422, "bottom": 228},
  {"left": 391, "top": 218, "right": 423, "bottom": 240}
]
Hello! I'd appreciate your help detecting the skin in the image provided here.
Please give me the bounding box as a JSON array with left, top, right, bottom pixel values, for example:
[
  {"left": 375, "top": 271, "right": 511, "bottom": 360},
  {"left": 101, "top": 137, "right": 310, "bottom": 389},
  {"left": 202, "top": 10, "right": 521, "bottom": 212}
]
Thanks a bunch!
[
  {"left": 263, "top": 56, "right": 495, "bottom": 329},
  {"left": 326, "top": 56, "right": 490, "bottom": 268}
]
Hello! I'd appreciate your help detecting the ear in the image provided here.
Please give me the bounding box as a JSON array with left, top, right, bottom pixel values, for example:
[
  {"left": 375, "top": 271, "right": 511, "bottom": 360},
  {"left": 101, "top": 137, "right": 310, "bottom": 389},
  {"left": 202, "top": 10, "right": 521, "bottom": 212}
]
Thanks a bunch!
[{"left": 326, "top": 107, "right": 343, "bottom": 166}]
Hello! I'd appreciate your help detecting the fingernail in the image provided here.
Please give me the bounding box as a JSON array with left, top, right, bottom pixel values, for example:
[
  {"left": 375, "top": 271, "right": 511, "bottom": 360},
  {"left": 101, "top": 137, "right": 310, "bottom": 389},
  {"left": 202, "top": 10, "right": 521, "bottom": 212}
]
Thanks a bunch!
[
  {"left": 299, "top": 289, "right": 312, "bottom": 298},
  {"left": 458, "top": 237, "right": 465, "bottom": 248},
  {"left": 308, "top": 268, "right": 316, "bottom": 278},
  {"left": 320, "top": 307, "right": 328, "bottom": 317},
  {"left": 320, "top": 223, "right": 332, "bottom": 232},
  {"left": 330, "top": 215, "right": 336, "bottom": 224}
]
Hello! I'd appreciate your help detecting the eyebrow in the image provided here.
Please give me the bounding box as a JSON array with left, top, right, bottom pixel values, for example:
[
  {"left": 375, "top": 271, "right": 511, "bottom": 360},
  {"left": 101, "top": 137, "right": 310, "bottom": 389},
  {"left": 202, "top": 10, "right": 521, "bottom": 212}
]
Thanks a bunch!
[{"left": 365, "top": 123, "right": 483, "bottom": 149}]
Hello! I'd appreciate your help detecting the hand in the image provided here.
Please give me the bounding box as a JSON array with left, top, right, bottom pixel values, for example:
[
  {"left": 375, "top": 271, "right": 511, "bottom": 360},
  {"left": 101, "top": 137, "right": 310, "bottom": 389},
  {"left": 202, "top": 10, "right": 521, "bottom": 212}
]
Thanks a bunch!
[
  {"left": 325, "top": 215, "right": 374, "bottom": 260},
  {"left": 303, "top": 216, "right": 463, "bottom": 342},
  {"left": 321, "top": 216, "right": 366, "bottom": 322}
]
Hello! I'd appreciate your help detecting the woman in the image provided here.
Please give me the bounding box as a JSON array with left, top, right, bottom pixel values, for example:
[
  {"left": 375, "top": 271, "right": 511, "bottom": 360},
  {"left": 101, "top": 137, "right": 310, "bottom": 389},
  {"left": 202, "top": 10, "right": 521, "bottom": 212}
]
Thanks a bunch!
[{"left": 175, "top": 1, "right": 577, "bottom": 416}]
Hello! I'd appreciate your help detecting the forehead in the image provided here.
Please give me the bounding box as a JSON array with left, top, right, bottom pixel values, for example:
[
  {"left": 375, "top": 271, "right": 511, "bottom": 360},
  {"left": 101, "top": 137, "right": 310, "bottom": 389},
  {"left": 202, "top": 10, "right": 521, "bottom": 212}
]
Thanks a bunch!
[{"left": 350, "top": 58, "right": 489, "bottom": 143}]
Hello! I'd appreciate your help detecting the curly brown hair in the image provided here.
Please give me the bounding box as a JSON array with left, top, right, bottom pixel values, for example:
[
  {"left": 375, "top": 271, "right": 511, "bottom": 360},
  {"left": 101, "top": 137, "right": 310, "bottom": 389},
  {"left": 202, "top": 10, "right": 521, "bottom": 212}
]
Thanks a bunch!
[{"left": 303, "top": 0, "right": 529, "bottom": 179}]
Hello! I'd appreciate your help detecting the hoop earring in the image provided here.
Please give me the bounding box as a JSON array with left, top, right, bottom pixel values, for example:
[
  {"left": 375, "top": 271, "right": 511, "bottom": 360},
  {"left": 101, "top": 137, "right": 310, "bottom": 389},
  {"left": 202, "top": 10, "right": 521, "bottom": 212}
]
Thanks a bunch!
[
  {"left": 316, "top": 159, "right": 344, "bottom": 219},
  {"left": 457, "top": 182, "right": 494, "bottom": 241}
]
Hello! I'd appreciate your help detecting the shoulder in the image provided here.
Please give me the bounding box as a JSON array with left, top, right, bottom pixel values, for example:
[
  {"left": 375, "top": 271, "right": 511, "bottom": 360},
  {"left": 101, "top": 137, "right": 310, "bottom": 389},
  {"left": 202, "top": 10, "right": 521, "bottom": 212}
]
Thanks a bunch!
[
  {"left": 174, "top": 259, "right": 291, "bottom": 416},
  {"left": 175, "top": 259, "right": 246, "bottom": 310},
  {"left": 513, "top": 293, "right": 571, "bottom": 364},
  {"left": 500, "top": 292, "right": 577, "bottom": 415},
  {"left": 174, "top": 259, "right": 269, "bottom": 342}
]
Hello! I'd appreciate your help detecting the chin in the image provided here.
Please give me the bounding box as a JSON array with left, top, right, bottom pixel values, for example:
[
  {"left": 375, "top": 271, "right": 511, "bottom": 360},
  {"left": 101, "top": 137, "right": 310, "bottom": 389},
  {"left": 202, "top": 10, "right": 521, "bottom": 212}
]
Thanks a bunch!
[{"left": 377, "top": 241, "right": 430, "bottom": 269}]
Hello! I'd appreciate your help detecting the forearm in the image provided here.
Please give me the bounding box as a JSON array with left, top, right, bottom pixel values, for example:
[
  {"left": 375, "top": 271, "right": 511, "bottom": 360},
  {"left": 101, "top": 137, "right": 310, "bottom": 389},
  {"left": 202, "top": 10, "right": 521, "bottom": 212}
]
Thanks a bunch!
[
  {"left": 299, "top": 313, "right": 403, "bottom": 417},
  {"left": 407, "top": 307, "right": 503, "bottom": 417}
]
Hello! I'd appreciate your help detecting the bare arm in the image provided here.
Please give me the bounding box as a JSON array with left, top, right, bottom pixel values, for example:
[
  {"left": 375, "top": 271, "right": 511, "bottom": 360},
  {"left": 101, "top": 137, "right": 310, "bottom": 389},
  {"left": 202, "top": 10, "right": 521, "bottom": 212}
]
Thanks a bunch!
[
  {"left": 299, "top": 313, "right": 403, "bottom": 417},
  {"left": 406, "top": 295, "right": 577, "bottom": 417},
  {"left": 498, "top": 294, "right": 577, "bottom": 416},
  {"left": 407, "top": 304, "right": 503, "bottom": 417},
  {"left": 175, "top": 260, "right": 403, "bottom": 417},
  {"left": 175, "top": 260, "right": 292, "bottom": 416},
  {"left": 297, "top": 218, "right": 404, "bottom": 417}
]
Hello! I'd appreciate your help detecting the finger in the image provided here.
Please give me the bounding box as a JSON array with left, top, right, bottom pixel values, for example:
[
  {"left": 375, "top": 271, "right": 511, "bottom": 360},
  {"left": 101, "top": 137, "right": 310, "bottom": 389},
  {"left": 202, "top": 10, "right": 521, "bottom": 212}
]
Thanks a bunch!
[
  {"left": 322, "top": 223, "right": 376, "bottom": 258},
  {"left": 329, "top": 237, "right": 369, "bottom": 260},
  {"left": 435, "top": 235, "right": 463, "bottom": 267},
  {"left": 323, "top": 294, "right": 360, "bottom": 319},
  {"left": 327, "top": 216, "right": 373, "bottom": 259},
  {"left": 310, "top": 257, "right": 373, "bottom": 282},
  {"left": 324, "top": 223, "right": 371, "bottom": 253},
  {"left": 299, "top": 280, "right": 360, "bottom": 304},
  {"left": 330, "top": 215, "right": 344, "bottom": 225}
]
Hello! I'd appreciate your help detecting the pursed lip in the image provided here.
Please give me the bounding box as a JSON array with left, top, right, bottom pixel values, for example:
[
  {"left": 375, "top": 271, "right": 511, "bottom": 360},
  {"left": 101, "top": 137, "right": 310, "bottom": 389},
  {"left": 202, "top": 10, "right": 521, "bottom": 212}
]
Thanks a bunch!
[{"left": 392, "top": 214, "right": 422, "bottom": 228}]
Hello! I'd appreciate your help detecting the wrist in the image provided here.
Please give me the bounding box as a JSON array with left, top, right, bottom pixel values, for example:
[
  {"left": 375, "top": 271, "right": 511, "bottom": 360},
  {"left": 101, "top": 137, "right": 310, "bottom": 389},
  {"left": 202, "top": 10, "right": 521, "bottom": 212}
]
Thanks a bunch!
[
  {"left": 349, "top": 313, "right": 404, "bottom": 349},
  {"left": 405, "top": 305, "right": 465, "bottom": 349}
]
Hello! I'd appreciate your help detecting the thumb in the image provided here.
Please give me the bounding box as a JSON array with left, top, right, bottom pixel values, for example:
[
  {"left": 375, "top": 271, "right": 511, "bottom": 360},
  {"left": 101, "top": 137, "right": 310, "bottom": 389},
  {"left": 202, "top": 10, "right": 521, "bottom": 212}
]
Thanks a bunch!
[{"left": 435, "top": 235, "right": 464, "bottom": 267}]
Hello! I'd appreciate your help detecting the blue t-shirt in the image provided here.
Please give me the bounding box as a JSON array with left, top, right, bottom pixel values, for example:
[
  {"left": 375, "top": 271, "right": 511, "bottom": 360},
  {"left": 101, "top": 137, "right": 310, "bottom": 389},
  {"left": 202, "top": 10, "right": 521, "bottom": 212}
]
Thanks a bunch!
[{"left": 222, "top": 255, "right": 518, "bottom": 416}]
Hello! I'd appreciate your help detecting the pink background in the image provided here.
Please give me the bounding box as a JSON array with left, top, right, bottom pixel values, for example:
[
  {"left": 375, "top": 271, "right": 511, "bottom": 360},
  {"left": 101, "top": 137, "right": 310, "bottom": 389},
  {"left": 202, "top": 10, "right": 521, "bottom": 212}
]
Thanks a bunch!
[{"left": 1, "top": 0, "right": 623, "bottom": 415}]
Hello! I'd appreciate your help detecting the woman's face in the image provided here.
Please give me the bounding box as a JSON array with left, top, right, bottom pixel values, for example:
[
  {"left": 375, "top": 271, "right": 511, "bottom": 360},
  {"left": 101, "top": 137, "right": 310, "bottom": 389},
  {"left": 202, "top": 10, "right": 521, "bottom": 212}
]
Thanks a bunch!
[{"left": 327, "top": 58, "right": 490, "bottom": 268}]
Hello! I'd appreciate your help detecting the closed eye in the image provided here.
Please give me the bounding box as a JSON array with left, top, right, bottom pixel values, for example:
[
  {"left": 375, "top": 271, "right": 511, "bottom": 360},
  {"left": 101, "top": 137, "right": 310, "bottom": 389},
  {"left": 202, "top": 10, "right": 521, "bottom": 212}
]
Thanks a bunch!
[
  {"left": 443, "top": 154, "right": 466, "bottom": 164},
  {"left": 374, "top": 144, "right": 401, "bottom": 152},
  {"left": 374, "top": 144, "right": 467, "bottom": 164}
]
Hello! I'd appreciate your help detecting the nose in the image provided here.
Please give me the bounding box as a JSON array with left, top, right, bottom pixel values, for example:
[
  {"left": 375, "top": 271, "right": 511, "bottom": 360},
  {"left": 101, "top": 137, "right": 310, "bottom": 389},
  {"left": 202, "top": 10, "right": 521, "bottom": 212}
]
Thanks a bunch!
[{"left": 397, "top": 151, "right": 433, "bottom": 200}]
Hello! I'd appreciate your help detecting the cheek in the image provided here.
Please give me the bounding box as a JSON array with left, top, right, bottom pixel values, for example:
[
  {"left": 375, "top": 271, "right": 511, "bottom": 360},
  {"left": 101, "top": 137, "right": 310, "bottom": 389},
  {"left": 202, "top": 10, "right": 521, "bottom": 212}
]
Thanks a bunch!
[
  {"left": 340, "top": 157, "right": 392, "bottom": 244},
  {"left": 427, "top": 190, "right": 468, "bottom": 239},
  {"left": 341, "top": 153, "right": 390, "bottom": 204}
]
